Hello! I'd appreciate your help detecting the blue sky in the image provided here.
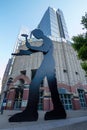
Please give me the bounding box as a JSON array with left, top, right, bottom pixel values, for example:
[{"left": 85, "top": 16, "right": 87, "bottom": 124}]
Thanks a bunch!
[{"left": 0, "top": 0, "right": 87, "bottom": 91}]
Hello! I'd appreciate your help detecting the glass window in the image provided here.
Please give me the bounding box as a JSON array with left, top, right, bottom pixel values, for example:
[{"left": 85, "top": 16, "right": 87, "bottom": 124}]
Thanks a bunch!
[
  {"left": 38, "top": 90, "right": 43, "bottom": 110},
  {"left": 60, "top": 94, "right": 72, "bottom": 110},
  {"left": 78, "top": 89, "right": 86, "bottom": 108}
]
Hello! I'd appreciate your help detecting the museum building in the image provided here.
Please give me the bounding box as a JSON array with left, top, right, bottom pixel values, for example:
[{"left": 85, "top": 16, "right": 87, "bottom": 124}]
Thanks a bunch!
[{"left": 1, "top": 7, "right": 87, "bottom": 111}]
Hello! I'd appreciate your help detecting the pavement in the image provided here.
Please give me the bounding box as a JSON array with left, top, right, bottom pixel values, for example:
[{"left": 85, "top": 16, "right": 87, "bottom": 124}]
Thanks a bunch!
[{"left": 0, "top": 110, "right": 87, "bottom": 130}]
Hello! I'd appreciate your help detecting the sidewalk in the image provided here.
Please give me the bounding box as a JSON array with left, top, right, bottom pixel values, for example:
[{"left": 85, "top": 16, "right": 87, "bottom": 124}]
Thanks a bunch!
[{"left": 0, "top": 110, "right": 87, "bottom": 130}]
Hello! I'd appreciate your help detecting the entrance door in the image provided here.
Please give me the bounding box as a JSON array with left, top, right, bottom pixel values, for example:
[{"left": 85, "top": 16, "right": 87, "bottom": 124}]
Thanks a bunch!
[
  {"left": 14, "top": 88, "right": 23, "bottom": 110},
  {"left": 14, "top": 79, "right": 24, "bottom": 110}
]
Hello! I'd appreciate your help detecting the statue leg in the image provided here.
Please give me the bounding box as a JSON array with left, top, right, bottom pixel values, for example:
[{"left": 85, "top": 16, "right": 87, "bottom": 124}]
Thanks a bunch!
[
  {"left": 25, "top": 68, "right": 46, "bottom": 112},
  {"left": 44, "top": 70, "right": 66, "bottom": 120},
  {"left": 9, "top": 67, "right": 46, "bottom": 122}
]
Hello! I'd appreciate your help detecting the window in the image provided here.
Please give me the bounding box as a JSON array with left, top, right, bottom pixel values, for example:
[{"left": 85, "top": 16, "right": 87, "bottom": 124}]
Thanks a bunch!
[
  {"left": 38, "top": 90, "right": 44, "bottom": 110},
  {"left": 63, "top": 69, "right": 67, "bottom": 73},
  {"left": 20, "top": 70, "right": 26, "bottom": 75},
  {"left": 75, "top": 72, "right": 79, "bottom": 75},
  {"left": 78, "top": 89, "right": 86, "bottom": 108},
  {"left": 60, "top": 94, "right": 72, "bottom": 110}
]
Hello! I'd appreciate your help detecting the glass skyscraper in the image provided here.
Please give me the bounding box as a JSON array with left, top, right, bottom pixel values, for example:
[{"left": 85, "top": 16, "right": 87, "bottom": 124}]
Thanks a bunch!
[{"left": 38, "top": 7, "right": 70, "bottom": 41}]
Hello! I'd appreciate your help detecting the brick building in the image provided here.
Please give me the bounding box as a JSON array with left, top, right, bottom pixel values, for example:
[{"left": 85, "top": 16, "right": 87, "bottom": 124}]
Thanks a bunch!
[{"left": 5, "top": 38, "right": 87, "bottom": 111}]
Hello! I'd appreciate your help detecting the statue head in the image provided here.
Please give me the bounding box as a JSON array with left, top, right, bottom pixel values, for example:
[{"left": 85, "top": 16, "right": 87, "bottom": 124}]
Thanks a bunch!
[{"left": 30, "top": 29, "right": 44, "bottom": 39}]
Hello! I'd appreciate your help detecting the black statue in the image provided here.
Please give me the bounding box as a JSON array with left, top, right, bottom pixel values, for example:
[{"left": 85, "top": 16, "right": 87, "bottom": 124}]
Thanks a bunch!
[{"left": 9, "top": 29, "right": 66, "bottom": 122}]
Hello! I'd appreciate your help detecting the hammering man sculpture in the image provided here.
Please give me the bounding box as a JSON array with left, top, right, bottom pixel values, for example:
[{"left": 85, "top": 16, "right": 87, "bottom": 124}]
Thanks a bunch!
[{"left": 9, "top": 29, "right": 66, "bottom": 122}]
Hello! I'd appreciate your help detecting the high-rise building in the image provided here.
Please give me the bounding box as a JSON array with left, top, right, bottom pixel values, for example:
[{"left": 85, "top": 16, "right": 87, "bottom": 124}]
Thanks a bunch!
[{"left": 38, "top": 7, "right": 70, "bottom": 41}]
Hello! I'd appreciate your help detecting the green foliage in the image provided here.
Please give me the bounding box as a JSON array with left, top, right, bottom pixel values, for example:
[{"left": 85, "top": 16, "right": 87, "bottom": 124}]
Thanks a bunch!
[
  {"left": 72, "top": 13, "right": 87, "bottom": 73},
  {"left": 78, "top": 46, "right": 87, "bottom": 60},
  {"left": 81, "top": 62, "right": 87, "bottom": 74},
  {"left": 81, "top": 12, "right": 87, "bottom": 29},
  {"left": 72, "top": 34, "right": 87, "bottom": 61},
  {"left": 72, "top": 34, "right": 86, "bottom": 51}
]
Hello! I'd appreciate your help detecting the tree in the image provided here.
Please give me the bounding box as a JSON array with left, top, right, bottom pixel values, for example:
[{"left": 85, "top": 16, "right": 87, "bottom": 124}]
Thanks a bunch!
[
  {"left": 81, "top": 12, "right": 87, "bottom": 29},
  {"left": 72, "top": 12, "right": 87, "bottom": 74}
]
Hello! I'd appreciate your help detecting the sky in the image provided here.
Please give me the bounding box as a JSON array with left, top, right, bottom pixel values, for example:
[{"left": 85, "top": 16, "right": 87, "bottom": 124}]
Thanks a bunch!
[{"left": 0, "top": 0, "right": 87, "bottom": 92}]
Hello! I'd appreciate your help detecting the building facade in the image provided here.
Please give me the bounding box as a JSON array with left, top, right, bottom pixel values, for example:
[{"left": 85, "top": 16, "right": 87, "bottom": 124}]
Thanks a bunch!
[
  {"left": 4, "top": 39, "right": 87, "bottom": 111},
  {"left": 1, "top": 7, "right": 87, "bottom": 111}
]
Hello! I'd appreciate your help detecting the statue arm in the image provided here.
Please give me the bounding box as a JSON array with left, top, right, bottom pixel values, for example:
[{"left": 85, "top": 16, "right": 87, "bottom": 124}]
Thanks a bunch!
[
  {"left": 21, "top": 34, "right": 51, "bottom": 53},
  {"left": 28, "top": 43, "right": 51, "bottom": 53},
  {"left": 12, "top": 49, "right": 33, "bottom": 56}
]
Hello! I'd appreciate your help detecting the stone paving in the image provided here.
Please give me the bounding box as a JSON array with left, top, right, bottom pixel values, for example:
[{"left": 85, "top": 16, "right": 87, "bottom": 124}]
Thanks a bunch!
[{"left": 0, "top": 110, "right": 87, "bottom": 130}]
